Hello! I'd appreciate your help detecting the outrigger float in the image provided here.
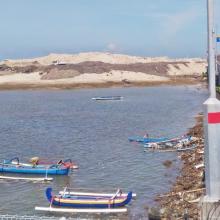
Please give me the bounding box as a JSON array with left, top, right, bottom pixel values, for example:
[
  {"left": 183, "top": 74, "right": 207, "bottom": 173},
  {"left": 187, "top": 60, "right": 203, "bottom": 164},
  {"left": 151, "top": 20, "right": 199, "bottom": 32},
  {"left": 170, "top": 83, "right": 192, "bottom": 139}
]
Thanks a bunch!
[
  {"left": 35, "top": 206, "right": 127, "bottom": 213},
  {"left": 35, "top": 187, "right": 133, "bottom": 213},
  {"left": 0, "top": 175, "right": 53, "bottom": 182}
]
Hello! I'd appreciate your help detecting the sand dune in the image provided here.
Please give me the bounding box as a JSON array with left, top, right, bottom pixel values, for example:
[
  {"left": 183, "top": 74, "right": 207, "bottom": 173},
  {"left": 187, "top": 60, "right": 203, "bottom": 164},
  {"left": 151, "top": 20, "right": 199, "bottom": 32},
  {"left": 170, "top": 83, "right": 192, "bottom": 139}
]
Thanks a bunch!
[
  {"left": 1, "top": 52, "right": 206, "bottom": 66},
  {"left": 0, "top": 52, "right": 207, "bottom": 88}
]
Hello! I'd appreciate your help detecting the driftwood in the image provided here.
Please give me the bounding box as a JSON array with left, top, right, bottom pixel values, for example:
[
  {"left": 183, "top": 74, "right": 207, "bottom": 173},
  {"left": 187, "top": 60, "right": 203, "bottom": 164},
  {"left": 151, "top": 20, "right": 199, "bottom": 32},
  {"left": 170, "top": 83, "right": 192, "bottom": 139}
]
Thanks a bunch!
[{"left": 157, "top": 188, "right": 205, "bottom": 198}]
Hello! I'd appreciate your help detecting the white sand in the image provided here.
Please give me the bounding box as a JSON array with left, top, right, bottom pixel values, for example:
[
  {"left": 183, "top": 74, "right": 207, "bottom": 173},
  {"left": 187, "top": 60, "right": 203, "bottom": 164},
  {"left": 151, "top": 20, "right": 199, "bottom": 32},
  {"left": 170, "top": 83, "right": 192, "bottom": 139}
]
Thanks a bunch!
[
  {"left": 1, "top": 52, "right": 206, "bottom": 66},
  {"left": 0, "top": 72, "right": 41, "bottom": 83},
  {"left": 67, "top": 70, "right": 169, "bottom": 83},
  {"left": 0, "top": 71, "right": 168, "bottom": 84},
  {"left": 167, "top": 63, "right": 206, "bottom": 76}
]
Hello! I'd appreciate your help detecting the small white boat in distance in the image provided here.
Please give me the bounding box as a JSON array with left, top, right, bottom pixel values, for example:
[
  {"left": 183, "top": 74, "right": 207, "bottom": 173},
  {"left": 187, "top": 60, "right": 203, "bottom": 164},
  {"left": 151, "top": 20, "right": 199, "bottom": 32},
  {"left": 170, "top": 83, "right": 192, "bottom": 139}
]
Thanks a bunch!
[{"left": 92, "top": 96, "right": 123, "bottom": 101}]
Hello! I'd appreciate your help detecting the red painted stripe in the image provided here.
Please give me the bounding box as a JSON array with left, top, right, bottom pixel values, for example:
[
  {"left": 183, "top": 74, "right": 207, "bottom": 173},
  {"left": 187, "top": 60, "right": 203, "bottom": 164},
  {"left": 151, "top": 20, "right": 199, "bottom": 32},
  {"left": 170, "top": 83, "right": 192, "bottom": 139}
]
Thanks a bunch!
[{"left": 208, "top": 112, "right": 220, "bottom": 124}]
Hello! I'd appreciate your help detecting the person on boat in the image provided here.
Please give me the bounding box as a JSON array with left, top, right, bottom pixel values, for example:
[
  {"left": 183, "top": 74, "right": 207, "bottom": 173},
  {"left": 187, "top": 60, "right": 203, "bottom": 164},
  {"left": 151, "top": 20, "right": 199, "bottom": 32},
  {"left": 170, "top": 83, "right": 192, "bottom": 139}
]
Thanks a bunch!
[
  {"left": 29, "top": 157, "right": 39, "bottom": 167},
  {"left": 143, "top": 133, "right": 149, "bottom": 138}
]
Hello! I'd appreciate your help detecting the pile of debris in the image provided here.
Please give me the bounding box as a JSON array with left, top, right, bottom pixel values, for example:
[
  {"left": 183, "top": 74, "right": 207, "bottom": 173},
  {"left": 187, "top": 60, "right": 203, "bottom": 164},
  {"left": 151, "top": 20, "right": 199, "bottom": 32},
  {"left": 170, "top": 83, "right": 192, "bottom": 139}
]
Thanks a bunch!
[{"left": 153, "top": 114, "right": 205, "bottom": 219}]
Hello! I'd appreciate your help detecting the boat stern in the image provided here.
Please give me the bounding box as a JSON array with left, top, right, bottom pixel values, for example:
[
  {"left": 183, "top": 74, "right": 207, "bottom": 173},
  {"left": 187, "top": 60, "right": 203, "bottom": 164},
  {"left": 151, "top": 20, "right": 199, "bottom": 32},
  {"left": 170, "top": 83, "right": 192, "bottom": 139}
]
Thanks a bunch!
[
  {"left": 121, "top": 191, "right": 132, "bottom": 206},
  {"left": 46, "top": 187, "right": 53, "bottom": 202}
]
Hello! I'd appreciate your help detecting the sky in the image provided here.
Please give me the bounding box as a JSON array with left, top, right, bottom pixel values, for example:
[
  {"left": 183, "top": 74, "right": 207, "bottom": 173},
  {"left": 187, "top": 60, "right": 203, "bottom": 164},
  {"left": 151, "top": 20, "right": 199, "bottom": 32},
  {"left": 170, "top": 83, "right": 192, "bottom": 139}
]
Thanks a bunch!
[{"left": 0, "top": 0, "right": 219, "bottom": 59}]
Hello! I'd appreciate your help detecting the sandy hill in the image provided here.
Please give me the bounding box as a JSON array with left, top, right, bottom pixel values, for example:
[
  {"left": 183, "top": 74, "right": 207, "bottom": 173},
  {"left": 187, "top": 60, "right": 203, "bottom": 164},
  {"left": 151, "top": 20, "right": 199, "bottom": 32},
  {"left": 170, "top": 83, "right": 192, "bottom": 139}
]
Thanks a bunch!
[
  {"left": 0, "top": 52, "right": 207, "bottom": 89},
  {"left": 1, "top": 52, "right": 206, "bottom": 66}
]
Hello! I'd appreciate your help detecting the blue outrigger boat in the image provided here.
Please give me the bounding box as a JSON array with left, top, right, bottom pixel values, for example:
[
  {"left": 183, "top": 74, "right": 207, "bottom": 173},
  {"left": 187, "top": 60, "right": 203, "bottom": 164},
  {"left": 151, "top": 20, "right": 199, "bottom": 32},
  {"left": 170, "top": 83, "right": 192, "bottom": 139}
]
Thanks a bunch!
[
  {"left": 46, "top": 187, "right": 132, "bottom": 208},
  {"left": 0, "top": 158, "right": 69, "bottom": 175}
]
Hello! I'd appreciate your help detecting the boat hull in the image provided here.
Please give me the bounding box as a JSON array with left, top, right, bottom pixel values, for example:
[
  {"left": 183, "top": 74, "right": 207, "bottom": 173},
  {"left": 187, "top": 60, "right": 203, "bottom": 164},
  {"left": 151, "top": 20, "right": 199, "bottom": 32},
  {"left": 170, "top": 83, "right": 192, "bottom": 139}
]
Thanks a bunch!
[
  {"left": 0, "top": 166, "right": 69, "bottom": 175},
  {"left": 46, "top": 188, "right": 132, "bottom": 208}
]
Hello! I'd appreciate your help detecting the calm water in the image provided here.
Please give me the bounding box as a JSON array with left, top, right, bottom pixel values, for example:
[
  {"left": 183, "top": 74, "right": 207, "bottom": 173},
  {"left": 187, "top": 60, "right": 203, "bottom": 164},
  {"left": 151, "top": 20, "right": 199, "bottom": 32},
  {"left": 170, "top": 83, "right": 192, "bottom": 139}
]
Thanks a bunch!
[{"left": 0, "top": 86, "right": 208, "bottom": 219}]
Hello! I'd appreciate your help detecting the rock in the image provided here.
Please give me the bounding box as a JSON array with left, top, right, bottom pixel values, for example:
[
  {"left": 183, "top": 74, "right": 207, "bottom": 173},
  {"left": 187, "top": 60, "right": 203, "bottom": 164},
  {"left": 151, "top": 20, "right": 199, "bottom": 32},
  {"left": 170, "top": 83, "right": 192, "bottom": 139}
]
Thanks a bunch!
[{"left": 163, "top": 160, "right": 172, "bottom": 168}]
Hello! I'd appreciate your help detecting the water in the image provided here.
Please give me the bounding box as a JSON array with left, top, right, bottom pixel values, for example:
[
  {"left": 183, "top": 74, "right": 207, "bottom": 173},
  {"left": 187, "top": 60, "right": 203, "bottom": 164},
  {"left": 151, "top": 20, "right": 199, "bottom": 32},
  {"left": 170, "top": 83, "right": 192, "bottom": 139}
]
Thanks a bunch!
[{"left": 0, "top": 86, "right": 208, "bottom": 219}]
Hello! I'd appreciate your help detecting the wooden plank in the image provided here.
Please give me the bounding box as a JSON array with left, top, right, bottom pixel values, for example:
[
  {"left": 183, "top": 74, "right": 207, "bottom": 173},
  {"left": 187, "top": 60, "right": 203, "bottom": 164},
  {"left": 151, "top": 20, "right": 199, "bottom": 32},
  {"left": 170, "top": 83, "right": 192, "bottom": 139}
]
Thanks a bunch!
[
  {"left": 0, "top": 175, "right": 53, "bottom": 181},
  {"left": 59, "top": 191, "right": 136, "bottom": 198},
  {"left": 35, "top": 206, "right": 127, "bottom": 213}
]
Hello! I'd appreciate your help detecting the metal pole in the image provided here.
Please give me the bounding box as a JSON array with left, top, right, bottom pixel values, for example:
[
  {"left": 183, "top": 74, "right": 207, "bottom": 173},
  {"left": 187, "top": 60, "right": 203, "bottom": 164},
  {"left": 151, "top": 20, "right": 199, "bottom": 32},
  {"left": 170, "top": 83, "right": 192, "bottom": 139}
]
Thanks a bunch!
[
  {"left": 204, "top": 0, "right": 220, "bottom": 201},
  {"left": 207, "top": 0, "right": 216, "bottom": 98},
  {"left": 200, "top": 2, "right": 220, "bottom": 218},
  {"left": 201, "top": 2, "right": 220, "bottom": 218}
]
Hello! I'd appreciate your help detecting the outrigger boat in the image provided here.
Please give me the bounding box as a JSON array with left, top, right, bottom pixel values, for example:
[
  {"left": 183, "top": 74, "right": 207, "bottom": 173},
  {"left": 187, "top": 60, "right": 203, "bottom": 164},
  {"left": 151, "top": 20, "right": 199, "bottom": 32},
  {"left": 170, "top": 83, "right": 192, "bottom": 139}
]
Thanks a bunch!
[
  {"left": 0, "top": 158, "right": 69, "bottom": 175},
  {"left": 45, "top": 187, "right": 132, "bottom": 209},
  {"left": 4, "top": 157, "right": 78, "bottom": 169},
  {"left": 92, "top": 96, "right": 123, "bottom": 101}
]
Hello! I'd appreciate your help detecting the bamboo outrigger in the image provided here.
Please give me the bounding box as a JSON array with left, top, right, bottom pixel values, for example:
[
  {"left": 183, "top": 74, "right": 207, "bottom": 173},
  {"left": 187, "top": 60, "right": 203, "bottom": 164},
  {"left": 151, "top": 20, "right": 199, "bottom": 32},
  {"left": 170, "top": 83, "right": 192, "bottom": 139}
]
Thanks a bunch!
[
  {"left": 0, "top": 175, "right": 53, "bottom": 182},
  {"left": 35, "top": 206, "right": 127, "bottom": 213}
]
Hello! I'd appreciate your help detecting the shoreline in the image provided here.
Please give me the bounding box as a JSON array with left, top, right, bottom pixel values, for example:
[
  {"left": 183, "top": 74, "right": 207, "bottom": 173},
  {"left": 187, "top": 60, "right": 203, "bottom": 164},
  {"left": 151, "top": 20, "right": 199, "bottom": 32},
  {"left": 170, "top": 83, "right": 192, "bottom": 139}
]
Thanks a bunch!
[
  {"left": 0, "top": 77, "right": 206, "bottom": 90},
  {"left": 151, "top": 114, "right": 205, "bottom": 219}
]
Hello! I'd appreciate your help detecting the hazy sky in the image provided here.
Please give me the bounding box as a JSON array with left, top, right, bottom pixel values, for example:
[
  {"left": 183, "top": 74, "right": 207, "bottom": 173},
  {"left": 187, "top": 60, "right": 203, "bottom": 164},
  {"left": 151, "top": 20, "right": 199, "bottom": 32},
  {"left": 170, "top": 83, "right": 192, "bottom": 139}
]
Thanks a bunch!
[{"left": 0, "top": 0, "right": 219, "bottom": 59}]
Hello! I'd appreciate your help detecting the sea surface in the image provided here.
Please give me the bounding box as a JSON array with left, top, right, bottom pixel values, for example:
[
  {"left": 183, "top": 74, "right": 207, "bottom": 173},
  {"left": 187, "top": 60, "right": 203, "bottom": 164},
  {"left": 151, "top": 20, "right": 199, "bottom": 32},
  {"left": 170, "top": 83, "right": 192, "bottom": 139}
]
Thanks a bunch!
[{"left": 0, "top": 86, "right": 208, "bottom": 219}]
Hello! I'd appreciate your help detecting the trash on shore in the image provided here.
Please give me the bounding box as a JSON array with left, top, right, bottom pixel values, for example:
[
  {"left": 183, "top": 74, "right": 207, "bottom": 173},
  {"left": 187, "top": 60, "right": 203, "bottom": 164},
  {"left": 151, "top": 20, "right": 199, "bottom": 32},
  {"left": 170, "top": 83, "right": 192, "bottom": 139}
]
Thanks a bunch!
[
  {"left": 150, "top": 114, "right": 205, "bottom": 219},
  {"left": 143, "top": 135, "right": 199, "bottom": 153}
]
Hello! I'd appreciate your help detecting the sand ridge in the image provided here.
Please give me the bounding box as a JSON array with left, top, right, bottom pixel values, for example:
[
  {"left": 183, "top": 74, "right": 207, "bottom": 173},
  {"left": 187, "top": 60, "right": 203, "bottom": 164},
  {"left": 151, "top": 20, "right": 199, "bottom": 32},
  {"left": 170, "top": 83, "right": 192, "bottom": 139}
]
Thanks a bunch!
[{"left": 0, "top": 52, "right": 207, "bottom": 88}]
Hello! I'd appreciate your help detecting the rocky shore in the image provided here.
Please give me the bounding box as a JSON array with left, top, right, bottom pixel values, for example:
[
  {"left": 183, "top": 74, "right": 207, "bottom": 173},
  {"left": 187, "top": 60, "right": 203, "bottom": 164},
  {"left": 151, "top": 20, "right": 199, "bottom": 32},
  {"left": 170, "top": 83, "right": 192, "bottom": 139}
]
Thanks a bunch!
[
  {"left": 150, "top": 114, "right": 205, "bottom": 219},
  {"left": 0, "top": 52, "right": 206, "bottom": 90}
]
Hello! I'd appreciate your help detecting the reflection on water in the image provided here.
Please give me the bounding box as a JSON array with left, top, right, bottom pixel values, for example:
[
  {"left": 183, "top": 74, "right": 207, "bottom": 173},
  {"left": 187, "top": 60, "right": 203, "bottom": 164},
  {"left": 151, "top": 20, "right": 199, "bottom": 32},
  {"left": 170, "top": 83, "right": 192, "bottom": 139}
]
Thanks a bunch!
[{"left": 0, "top": 86, "right": 208, "bottom": 219}]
